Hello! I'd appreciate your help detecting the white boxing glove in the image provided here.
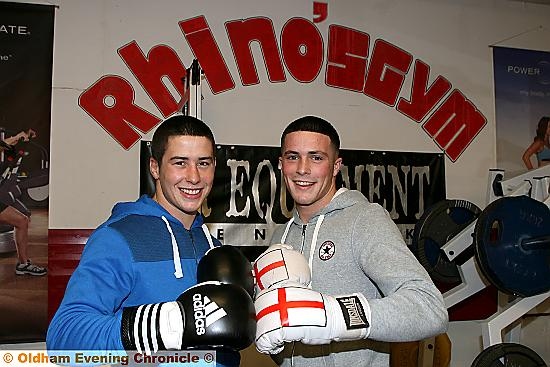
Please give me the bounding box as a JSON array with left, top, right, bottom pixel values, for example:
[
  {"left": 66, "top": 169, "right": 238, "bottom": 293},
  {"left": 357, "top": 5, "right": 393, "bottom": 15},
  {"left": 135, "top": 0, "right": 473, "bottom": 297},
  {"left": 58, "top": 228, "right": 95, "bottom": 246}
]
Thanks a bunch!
[
  {"left": 253, "top": 244, "right": 311, "bottom": 297},
  {"left": 254, "top": 285, "right": 371, "bottom": 354}
]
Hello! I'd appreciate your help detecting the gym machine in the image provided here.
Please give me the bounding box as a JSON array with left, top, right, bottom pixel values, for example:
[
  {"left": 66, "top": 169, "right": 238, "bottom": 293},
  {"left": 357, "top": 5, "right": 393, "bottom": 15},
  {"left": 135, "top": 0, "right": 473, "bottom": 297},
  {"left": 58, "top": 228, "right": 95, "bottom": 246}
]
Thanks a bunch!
[
  {"left": 412, "top": 164, "right": 550, "bottom": 365},
  {"left": 140, "top": 59, "right": 204, "bottom": 198},
  {"left": 179, "top": 59, "right": 203, "bottom": 120}
]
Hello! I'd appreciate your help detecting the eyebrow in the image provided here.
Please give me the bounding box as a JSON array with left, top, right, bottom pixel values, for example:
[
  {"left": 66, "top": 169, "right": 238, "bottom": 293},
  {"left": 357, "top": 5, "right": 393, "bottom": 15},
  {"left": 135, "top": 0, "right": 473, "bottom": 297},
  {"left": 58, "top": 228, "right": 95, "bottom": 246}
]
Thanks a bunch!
[
  {"left": 169, "top": 156, "right": 214, "bottom": 161},
  {"left": 283, "top": 150, "right": 328, "bottom": 156}
]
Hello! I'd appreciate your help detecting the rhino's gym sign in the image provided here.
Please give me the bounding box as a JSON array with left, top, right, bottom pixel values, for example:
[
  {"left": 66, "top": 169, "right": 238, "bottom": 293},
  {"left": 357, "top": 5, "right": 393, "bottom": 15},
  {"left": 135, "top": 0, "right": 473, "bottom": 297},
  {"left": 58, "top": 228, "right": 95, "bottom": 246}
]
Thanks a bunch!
[{"left": 79, "top": 11, "right": 486, "bottom": 162}]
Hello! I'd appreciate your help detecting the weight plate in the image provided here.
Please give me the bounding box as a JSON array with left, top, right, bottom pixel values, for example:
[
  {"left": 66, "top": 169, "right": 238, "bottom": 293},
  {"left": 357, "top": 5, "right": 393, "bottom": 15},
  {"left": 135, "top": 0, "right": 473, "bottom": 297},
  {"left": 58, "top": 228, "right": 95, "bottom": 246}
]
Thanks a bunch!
[
  {"left": 471, "top": 343, "right": 547, "bottom": 367},
  {"left": 412, "top": 199, "right": 481, "bottom": 283},
  {"left": 474, "top": 196, "right": 550, "bottom": 297}
]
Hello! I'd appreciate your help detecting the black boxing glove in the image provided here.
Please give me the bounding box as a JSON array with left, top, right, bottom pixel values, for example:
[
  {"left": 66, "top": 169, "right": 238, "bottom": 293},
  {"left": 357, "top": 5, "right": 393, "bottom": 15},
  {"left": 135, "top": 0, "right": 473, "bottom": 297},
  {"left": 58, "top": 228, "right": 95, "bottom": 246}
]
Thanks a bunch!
[
  {"left": 121, "top": 281, "right": 256, "bottom": 354},
  {"left": 197, "top": 245, "right": 254, "bottom": 297}
]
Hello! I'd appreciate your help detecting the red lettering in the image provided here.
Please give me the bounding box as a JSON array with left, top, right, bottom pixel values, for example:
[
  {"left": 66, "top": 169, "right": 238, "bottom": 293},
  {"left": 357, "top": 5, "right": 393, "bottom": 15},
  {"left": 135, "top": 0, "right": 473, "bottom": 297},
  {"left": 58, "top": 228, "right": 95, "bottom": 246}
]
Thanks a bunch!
[
  {"left": 77, "top": 15, "right": 487, "bottom": 160},
  {"left": 179, "top": 16, "right": 235, "bottom": 93},
  {"left": 226, "top": 17, "right": 285, "bottom": 85},
  {"left": 364, "top": 39, "right": 412, "bottom": 106},
  {"left": 326, "top": 25, "right": 369, "bottom": 92},
  {"left": 313, "top": 2, "right": 328, "bottom": 23},
  {"left": 423, "top": 90, "right": 487, "bottom": 161},
  {"left": 281, "top": 18, "right": 323, "bottom": 83},
  {"left": 118, "top": 42, "right": 187, "bottom": 118},
  {"left": 78, "top": 76, "right": 161, "bottom": 149},
  {"left": 397, "top": 60, "right": 451, "bottom": 122}
]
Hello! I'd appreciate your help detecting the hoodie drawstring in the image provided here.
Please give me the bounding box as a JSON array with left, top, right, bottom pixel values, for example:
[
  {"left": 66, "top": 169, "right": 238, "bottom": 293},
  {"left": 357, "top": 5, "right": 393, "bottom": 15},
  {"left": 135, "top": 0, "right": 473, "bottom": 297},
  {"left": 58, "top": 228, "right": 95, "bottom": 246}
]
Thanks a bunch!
[
  {"left": 201, "top": 224, "right": 216, "bottom": 250},
  {"left": 161, "top": 216, "right": 184, "bottom": 279},
  {"left": 162, "top": 217, "right": 216, "bottom": 279},
  {"left": 308, "top": 214, "right": 324, "bottom": 287},
  {"left": 280, "top": 214, "right": 325, "bottom": 288},
  {"left": 281, "top": 218, "right": 294, "bottom": 243}
]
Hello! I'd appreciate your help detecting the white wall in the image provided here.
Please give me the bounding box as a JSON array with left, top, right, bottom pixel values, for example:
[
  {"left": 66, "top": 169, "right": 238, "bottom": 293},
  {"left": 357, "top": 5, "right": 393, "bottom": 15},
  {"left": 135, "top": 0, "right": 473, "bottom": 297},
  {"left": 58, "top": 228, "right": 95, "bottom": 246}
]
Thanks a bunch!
[{"left": 13, "top": 0, "right": 550, "bottom": 365}]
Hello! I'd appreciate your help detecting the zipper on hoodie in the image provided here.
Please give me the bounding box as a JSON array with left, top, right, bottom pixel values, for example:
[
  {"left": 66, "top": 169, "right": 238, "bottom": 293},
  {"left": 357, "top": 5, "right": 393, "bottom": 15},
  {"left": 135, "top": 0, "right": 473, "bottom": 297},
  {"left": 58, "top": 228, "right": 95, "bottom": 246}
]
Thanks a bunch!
[
  {"left": 299, "top": 224, "right": 307, "bottom": 254},
  {"left": 187, "top": 227, "right": 199, "bottom": 265}
]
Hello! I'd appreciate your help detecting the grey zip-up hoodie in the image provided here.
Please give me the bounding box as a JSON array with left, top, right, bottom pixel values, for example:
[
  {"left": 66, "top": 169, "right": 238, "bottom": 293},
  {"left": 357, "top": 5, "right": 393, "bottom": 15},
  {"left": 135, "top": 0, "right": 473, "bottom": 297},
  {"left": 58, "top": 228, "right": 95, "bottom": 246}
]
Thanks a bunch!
[{"left": 269, "top": 189, "right": 448, "bottom": 367}]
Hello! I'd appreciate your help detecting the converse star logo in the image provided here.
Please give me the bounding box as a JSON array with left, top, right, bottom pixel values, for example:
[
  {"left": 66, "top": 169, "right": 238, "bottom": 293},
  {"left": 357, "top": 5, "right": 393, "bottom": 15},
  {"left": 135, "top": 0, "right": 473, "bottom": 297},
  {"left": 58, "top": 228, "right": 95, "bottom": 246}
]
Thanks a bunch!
[{"left": 319, "top": 241, "right": 335, "bottom": 261}]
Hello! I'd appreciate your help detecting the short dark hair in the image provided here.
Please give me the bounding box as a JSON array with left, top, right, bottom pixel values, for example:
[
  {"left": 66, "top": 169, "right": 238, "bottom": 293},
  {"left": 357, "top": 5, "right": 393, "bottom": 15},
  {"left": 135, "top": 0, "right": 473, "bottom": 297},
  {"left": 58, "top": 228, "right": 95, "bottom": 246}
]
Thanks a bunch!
[
  {"left": 535, "top": 116, "right": 550, "bottom": 142},
  {"left": 281, "top": 115, "right": 340, "bottom": 154},
  {"left": 151, "top": 115, "right": 215, "bottom": 163}
]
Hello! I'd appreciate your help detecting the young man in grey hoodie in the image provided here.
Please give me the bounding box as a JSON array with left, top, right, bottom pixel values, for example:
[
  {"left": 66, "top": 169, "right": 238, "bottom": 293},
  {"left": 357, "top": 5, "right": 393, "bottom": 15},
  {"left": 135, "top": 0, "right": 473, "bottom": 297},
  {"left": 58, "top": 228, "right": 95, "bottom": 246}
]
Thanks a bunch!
[{"left": 254, "top": 116, "right": 448, "bottom": 367}]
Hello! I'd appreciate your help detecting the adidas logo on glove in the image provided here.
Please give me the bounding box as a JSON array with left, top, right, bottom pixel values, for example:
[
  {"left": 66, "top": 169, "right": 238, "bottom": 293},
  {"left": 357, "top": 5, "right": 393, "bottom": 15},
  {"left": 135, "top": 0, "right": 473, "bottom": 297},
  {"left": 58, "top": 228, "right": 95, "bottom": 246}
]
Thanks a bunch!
[{"left": 192, "top": 293, "right": 228, "bottom": 335}]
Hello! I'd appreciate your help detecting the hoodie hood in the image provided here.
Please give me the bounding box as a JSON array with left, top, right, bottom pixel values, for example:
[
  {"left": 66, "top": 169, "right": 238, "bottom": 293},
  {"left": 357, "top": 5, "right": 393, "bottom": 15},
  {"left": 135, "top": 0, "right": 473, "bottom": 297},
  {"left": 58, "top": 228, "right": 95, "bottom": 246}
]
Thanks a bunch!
[
  {"left": 107, "top": 195, "right": 205, "bottom": 228},
  {"left": 289, "top": 188, "right": 365, "bottom": 225}
]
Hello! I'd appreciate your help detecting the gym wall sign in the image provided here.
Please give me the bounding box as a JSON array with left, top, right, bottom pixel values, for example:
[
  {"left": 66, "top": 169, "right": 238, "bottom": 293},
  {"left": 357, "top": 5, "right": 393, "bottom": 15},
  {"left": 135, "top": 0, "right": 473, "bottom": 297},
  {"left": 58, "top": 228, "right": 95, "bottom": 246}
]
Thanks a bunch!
[
  {"left": 78, "top": 6, "right": 487, "bottom": 162},
  {"left": 140, "top": 143, "right": 446, "bottom": 246}
]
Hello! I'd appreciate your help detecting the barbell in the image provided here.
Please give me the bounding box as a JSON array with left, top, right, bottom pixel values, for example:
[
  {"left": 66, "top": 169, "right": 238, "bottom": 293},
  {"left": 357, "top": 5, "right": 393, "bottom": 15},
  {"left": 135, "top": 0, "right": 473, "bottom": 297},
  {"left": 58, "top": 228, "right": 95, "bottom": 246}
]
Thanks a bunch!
[
  {"left": 474, "top": 196, "right": 550, "bottom": 298},
  {"left": 412, "top": 195, "right": 550, "bottom": 297}
]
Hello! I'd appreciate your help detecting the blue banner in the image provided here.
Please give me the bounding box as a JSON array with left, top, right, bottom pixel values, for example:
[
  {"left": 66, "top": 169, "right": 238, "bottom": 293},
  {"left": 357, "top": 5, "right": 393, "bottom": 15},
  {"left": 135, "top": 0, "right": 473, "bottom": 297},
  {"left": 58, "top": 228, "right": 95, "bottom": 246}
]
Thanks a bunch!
[{"left": 493, "top": 46, "right": 550, "bottom": 175}]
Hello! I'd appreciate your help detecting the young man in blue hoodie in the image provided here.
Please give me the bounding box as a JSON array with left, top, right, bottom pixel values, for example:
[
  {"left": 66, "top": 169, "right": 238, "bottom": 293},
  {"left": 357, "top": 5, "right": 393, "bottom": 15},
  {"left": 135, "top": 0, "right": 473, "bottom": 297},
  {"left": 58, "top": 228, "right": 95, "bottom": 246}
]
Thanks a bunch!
[
  {"left": 254, "top": 116, "right": 448, "bottom": 367},
  {"left": 47, "top": 115, "right": 253, "bottom": 366}
]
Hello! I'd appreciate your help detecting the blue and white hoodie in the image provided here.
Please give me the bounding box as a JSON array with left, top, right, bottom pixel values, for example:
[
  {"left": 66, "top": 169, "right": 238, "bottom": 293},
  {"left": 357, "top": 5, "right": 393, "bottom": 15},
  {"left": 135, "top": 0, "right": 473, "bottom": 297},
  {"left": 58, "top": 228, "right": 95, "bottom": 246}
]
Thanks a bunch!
[{"left": 47, "top": 195, "right": 239, "bottom": 366}]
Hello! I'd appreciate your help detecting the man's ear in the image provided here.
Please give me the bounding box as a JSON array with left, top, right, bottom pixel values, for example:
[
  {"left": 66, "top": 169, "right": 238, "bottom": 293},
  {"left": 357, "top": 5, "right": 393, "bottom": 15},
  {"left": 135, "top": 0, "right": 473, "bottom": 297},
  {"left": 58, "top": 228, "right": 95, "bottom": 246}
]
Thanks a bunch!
[
  {"left": 150, "top": 157, "right": 160, "bottom": 180},
  {"left": 333, "top": 157, "right": 342, "bottom": 176},
  {"left": 278, "top": 157, "right": 282, "bottom": 169}
]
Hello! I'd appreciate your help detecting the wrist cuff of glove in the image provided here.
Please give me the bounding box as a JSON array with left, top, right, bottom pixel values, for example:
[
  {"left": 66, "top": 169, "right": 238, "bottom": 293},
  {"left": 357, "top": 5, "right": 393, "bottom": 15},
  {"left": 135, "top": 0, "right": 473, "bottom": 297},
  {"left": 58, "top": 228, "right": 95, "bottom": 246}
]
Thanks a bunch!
[
  {"left": 121, "top": 306, "right": 139, "bottom": 351},
  {"left": 121, "top": 302, "right": 178, "bottom": 354},
  {"left": 332, "top": 293, "right": 371, "bottom": 341}
]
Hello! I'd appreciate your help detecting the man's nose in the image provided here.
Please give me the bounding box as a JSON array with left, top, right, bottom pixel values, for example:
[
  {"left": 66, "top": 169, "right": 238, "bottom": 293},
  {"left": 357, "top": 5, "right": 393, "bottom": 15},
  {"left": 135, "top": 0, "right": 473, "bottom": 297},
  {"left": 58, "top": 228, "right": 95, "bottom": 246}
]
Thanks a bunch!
[
  {"left": 297, "top": 158, "right": 310, "bottom": 175},
  {"left": 186, "top": 165, "right": 200, "bottom": 184}
]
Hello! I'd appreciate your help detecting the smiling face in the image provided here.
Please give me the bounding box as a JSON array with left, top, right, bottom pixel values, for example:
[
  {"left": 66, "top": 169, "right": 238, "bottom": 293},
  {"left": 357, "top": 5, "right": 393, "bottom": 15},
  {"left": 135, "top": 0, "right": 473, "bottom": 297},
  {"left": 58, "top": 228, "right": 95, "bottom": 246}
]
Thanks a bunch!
[
  {"left": 280, "top": 131, "right": 342, "bottom": 222},
  {"left": 150, "top": 135, "right": 215, "bottom": 229}
]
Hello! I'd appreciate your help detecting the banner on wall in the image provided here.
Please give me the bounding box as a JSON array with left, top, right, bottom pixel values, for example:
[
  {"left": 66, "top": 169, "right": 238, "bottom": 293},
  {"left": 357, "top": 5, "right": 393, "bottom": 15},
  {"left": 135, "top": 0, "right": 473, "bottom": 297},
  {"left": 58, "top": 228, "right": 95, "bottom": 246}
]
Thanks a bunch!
[
  {"left": 141, "top": 142, "right": 446, "bottom": 249},
  {"left": 493, "top": 46, "right": 550, "bottom": 176},
  {"left": 0, "top": 2, "right": 54, "bottom": 343}
]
